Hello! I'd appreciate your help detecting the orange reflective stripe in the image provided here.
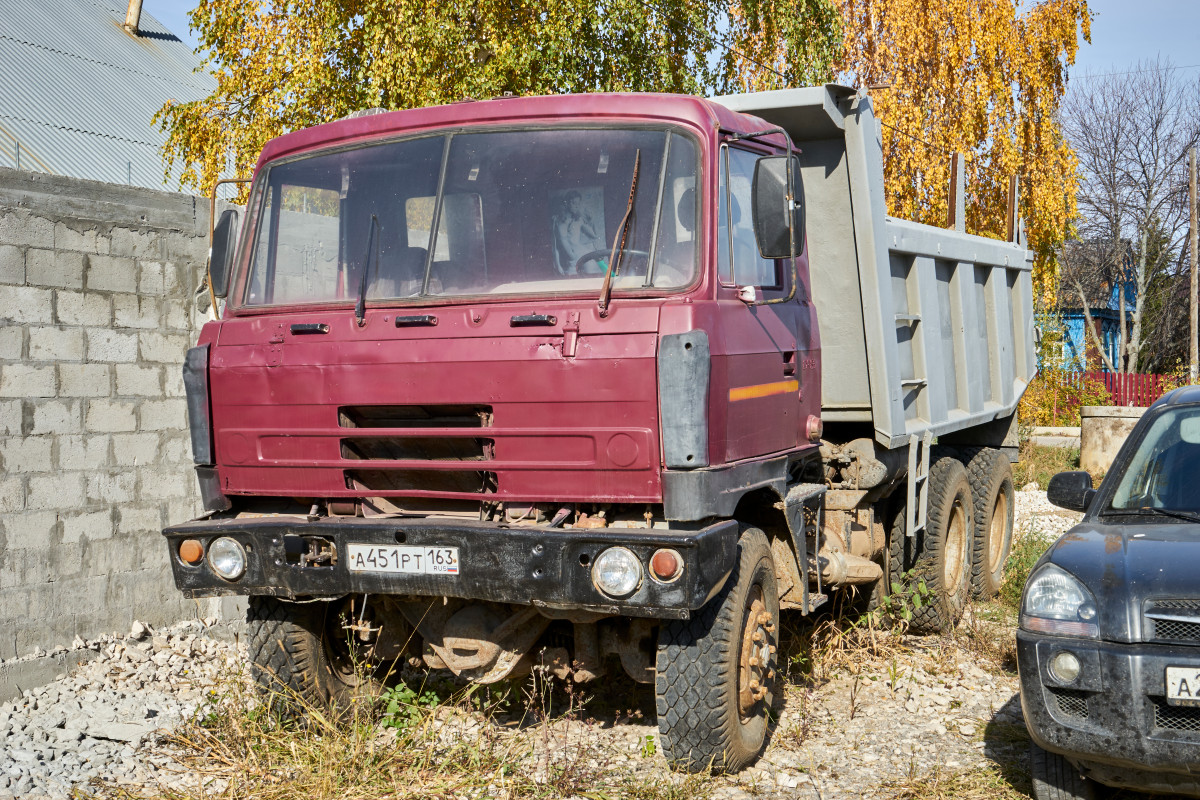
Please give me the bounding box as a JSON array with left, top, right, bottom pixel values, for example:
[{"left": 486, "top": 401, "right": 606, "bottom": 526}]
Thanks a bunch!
[{"left": 728, "top": 379, "right": 800, "bottom": 402}]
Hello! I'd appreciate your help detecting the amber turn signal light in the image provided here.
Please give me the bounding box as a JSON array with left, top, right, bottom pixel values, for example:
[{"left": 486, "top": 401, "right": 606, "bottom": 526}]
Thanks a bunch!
[
  {"left": 179, "top": 539, "right": 204, "bottom": 565},
  {"left": 649, "top": 548, "right": 682, "bottom": 582}
]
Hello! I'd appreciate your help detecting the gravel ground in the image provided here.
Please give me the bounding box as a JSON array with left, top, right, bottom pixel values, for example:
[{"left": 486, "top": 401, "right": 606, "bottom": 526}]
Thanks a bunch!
[{"left": 0, "top": 490, "right": 1084, "bottom": 799}]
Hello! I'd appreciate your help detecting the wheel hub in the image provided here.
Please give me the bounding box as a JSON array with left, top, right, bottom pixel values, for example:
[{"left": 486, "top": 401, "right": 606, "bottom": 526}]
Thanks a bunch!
[
  {"left": 737, "top": 587, "right": 775, "bottom": 718},
  {"left": 944, "top": 501, "right": 968, "bottom": 590},
  {"left": 987, "top": 493, "right": 1008, "bottom": 572}
]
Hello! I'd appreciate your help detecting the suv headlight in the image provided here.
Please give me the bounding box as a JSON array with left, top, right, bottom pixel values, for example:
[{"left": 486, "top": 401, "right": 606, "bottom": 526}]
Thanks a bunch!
[{"left": 1021, "top": 563, "right": 1099, "bottom": 638}]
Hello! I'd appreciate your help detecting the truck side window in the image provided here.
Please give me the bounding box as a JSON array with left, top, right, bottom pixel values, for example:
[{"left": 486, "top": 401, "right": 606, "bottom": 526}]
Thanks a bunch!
[{"left": 726, "top": 148, "right": 782, "bottom": 289}]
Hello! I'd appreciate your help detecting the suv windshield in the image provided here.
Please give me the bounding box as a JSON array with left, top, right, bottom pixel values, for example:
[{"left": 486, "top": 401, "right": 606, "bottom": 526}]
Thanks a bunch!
[
  {"left": 239, "top": 127, "right": 698, "bottom": 307},
  {"left": 1108, "top": 405, "right": 1200, "bottom": 514}
]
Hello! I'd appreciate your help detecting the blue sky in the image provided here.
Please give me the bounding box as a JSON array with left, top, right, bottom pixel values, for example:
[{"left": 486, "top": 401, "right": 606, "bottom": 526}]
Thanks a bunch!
[{"left": 145, "top": 0, "right": 1199, "bottom": 81}]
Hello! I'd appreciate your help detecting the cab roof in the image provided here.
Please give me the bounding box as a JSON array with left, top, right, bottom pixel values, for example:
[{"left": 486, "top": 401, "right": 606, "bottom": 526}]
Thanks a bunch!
[{"left": 255, "top": 92, "right": 777, "bottom": 169}]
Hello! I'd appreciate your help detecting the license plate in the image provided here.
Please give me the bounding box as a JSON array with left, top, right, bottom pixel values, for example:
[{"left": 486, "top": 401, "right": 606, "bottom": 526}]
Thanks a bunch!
[
  {"left": 346, "top": 544, "right": 459, "bottom": 575},
  {"left": 1165, "top": 666, "right": 1200, "bottom": 706}
]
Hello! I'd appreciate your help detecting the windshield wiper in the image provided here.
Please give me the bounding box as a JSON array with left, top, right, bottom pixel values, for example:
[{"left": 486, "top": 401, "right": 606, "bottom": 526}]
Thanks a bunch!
[
  {"left": 597, "top": 149, "right": 641, "bottom": 317},
  {"left": 355, "top": 214, "right": 380, "bottom": 327},
  {"left": 1105, "top": 507, "right": 1200, "bottom": 523}
]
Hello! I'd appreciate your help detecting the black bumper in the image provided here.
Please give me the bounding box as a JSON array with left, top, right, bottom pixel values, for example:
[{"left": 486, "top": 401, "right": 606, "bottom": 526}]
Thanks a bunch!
[
  {"left": 1017, "top": 629, "right": 1200, "bottom": 796},
  {"left": 162, "top": 516, "right": 738, "bottom": 620}
]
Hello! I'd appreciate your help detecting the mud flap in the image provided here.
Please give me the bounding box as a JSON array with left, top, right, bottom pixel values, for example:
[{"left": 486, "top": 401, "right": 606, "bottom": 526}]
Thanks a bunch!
[{"left": 781, "top": 483, "right": 826, "bottom": 614}]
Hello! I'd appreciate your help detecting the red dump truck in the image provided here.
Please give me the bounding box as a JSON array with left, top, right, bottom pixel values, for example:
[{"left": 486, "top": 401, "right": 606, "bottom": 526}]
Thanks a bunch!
[{"left": 165, "top": 85, "right": 1033, "bottom": 771}]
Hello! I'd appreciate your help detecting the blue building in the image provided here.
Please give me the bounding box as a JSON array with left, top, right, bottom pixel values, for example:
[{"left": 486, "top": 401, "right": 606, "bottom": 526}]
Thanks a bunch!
[{"left": 1058, "top": 269, "right": 1136, "bottom": 372}]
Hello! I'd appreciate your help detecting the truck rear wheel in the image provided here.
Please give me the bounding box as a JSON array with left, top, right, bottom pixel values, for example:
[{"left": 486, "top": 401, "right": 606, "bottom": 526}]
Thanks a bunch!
[
  {"left": 966, "top": 448, "right": 1015, "bottom": 599},
  {"left": 655, "top": 528, "right": 778, "bottom": 773},
  {"left": 247, "top": 596, "right": 379, "bottom": 715},
  {"left": 892, "top": 457, "right": 973, "bottom": 634}
]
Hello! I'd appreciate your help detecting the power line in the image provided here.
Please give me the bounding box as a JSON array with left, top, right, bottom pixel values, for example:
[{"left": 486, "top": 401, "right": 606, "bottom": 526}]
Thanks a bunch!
[{"left": 1073, "top": 63, "right": 1200, "bottom": 81}]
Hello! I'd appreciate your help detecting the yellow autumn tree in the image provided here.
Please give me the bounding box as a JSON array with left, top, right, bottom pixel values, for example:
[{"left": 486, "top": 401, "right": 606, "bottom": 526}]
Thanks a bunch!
[{"left": 832, "top": 0, "right": 1091, "bottom": 303}]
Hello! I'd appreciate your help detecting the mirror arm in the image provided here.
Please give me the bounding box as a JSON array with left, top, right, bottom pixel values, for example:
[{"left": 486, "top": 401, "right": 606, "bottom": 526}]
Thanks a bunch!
[
  {"left": 208, "top": 177, "right": 253, "bottom": 320},
  {"left": 727, "top": 127, "right": 800, "bottom": 306}
]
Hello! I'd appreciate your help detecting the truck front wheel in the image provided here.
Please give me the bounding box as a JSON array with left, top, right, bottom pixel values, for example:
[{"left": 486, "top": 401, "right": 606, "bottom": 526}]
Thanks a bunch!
[
  {"left": 655, "top": 528, "right": 778, "bottom": 773},
  {"left": 247, "top": 596, "right": 379, "bottom": 715}
]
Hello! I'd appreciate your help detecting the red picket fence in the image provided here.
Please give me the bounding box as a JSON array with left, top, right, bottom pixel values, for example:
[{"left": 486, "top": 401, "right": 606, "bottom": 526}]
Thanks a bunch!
[{"left": 1079, "top": 371, "right": 1170, "bottom": 407}]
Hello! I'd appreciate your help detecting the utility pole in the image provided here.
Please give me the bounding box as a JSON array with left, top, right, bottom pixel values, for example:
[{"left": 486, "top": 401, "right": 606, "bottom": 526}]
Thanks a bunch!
[{"left": 1191, "top": 147, "right": 1197, "bottom": 383}]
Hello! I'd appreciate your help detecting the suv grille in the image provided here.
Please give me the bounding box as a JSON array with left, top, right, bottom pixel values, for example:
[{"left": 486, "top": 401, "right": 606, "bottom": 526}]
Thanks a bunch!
[
  {"left": 1153, "top": 698, "right": 1200, "bottom": 732},
  {"left": 1048, "top": 687, "right": 1089, "bottom": 720},
  {"left": 1146, "top": 600, "right": 1200, "bottom": 643}
]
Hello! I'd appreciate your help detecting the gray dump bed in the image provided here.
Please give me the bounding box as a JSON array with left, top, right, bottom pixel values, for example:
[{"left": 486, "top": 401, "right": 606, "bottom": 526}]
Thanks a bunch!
[{"left": 714, "top": 86, "right": 1035, "bottom": 451}]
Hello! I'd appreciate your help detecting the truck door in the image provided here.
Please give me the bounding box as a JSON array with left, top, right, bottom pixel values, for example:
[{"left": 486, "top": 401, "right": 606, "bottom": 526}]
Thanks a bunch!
[{"left": 717, "top": 144, "right": 808, "bottom": 463}]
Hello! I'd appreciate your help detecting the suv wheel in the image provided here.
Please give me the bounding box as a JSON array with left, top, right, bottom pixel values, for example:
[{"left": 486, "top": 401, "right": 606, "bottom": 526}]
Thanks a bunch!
[{"left": 1030, "top": 742, "right": 1098, "bottom": 800}]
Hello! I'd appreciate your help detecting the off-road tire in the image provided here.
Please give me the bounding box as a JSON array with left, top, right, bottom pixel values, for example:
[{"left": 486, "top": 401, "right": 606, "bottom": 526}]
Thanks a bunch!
[
  {"left": 655, "top": 528, "right": 778, "bottom": 774},
  {"left": 965, "top": 448, "right": 1015, "bottom": 599},
  {"left": 891, "top": 456, "right": 974, "bottom": 634},
  {"left": 247, "top": 596, "right": 377, "bottom": 715},
  {"left": 1030, "top": 742, "right": 1098, "bottom": 800}
]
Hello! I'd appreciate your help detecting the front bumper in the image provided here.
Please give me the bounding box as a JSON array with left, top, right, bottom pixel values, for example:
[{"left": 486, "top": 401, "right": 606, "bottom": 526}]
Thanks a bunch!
[
  {"left": 162, "top": 515, "right": 738, "bottom": 620},
  {"left": 1017, "top": 629, "right": 1200, "bottom": 796}
]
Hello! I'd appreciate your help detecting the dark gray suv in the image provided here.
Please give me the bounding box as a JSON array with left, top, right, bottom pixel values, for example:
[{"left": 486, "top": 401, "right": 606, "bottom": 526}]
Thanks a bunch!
[{"left": 1020, "top": 386, "right": 1200, "bottom": 799}]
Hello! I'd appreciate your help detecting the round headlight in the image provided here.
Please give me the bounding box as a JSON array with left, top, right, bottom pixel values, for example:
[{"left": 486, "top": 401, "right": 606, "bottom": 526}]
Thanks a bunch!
[
  {"left": 1050, "top": 651, "right": 1082, "bottom": 684},
  {"left": 592, "top": 547, "right": 641, "bottom": 597},
  {"left": 208, "top": 537, "right": 247, "bottom": 581}
]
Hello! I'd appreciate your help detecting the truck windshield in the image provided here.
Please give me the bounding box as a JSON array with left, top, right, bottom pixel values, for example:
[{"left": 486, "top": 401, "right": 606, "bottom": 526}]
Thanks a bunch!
[
  {"left": 240, "top": 127, "right": 698, "bottom": 307},
  {"left": 1108, "top": 406, "right": 1200, "bottom": 514}
]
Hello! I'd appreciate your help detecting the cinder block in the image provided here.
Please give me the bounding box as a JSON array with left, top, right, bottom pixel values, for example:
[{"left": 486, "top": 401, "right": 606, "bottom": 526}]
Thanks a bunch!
[
  {"left": 0, "top": 243, "right": 23, "bottom": 284},
  {"left": 0, "top": 436, "right": 52, "bottom": 472},
  {"left": 0, "top": 399, "right": 21, "bottom": 435},
  {"left": 117, "top": 506, "right": 162, "bottom": 535},
  {"left": 0, "top": 510, "right": 59, "bottom": 555},
  {"left": 164, "top": 298, "right": 194, "bottom": 331},
  {"left": 0, "top": 210, "right": 54, "bottom": 249},
  {"left": 58, "top": 363, "right": 111, "bottom": 397},
  {"left": 53, "top": 222, "right": 103, "bottom": 254},
  {"left": 0, "top": 476, "right": 24, "bottom": 512},
  {"left": 167, "top": 496, "right": 202, "bottom": 526},
  {"left": 28, "top": 326, "right": 85, "bottom": 361},
  {"left": 165, "top": 231, "right": 208, "bottom": 262},
  {"left": 115, "top": 363, "right": 162, "bottom": 397},
  {"left": 61, "top": 510, "right": 113, "bottom": 544},
  {"left": 139, "top": 331, "right": 190, "bottom": 363},
  {"left": 111, "top": 432, "right": 159, "bottom": 465},
  {"left": 163, "top": 368, "right": 186, "bottom": 398},
  {"left": 31, "top": 399, "right": 82, "bottom": 435},
  {"left": 55, "top": 290, "right": 111, "bottom": 327},
  {"left": 140, "top": 470, "right": 190, "bottom": 500},
  {"left": 26, "top": 473, "right": 85, "bottom": 511},
  {"left": 0, "top": 325, "right": 23, "bottom": 360},
  {"left": 85, "top": 254, "right": 137, "bottom": 293},
  {"left": 85, "top": 329, "right": 138, "bottom": 362},
  {"left": 113, "top": 294, "right": 161, "bottom": 329},
  {"left": 138, "top": 261, "right": 165, "bottom": 295},
  {"left": 110, "top": 228, "right": 161, "bottom": 260},
  {"left": 85, "top": 398, "right": 137, "bottom": 432},
  {"left": 160, "top": 433, "right": 192, "bottom": 464},
  {"left": 0, "top": 285, "right": 54, "bottom": 324},
  {"left": 164, "top": 262, "right": 194, "bottom": 295},
  {"left": 86, "top": 471, "right": 136, "bottom": 505},
  {"left": 140, "top": 398, "right": 186, "bottom": 431},
  {"left": 56, "top": 434, "right": 109, "bottom": 470},
  {"left": 0, "top": 364, "right": 55, "bottom": 397},
  {"left": 26, "top": 249, "right": 85, "bottom": 289}
]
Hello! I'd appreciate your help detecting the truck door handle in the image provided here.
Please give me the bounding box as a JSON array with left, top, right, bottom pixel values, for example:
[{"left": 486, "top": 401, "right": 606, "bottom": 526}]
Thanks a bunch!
[
  {"left": 783, "top": 351, "right": 796, "bottom": 376},
  {"left": 395, "top": 315, "right": 438, "bottom": 327},
  {"left": 511, "top": 314, "right": 557, "bottom": 327},
  {"left": 290, "top": 323, "right": 329, "bottom": 335}
]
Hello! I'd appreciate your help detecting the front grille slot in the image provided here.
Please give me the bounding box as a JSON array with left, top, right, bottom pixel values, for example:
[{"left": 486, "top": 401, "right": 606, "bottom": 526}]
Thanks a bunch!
[
  {"left": 339, "top": 405, "right": 492, "bottom": 429},
  {"left": 1153, "top": 698, "right": 1200, "bottom": 732},
  {"left": 1048, "top": 687, "right": 1089, "bottom": 719},
  {"left": 1151, "top": 600, "right": 1200, "bottom": 611},
  {"left": 341, "top": 437, "right": 494, "bottom": 462},
  {"left": 1151, "top": 618, "right": 1200, "bottom": 642},
  {"left": 347, "top": 469, "right": 497, "bottom": 495}
]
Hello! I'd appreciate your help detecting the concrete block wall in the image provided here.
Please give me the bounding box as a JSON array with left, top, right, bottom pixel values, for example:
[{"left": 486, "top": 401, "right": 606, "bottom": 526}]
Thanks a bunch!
[{"left": 0, "top": 167, "right": 220, "bottom": 665}]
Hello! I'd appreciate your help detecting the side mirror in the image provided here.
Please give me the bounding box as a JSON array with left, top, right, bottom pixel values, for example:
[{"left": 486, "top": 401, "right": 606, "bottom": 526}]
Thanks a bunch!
[
  {"left": 751, "top": 155, "right": 804, "bottom": 260},
  {"left": 1047, "top": 471, "right": 1096, "bottom": 513},
  {"left": 209, "top": 208, "right": 240, "bottom": 298}
]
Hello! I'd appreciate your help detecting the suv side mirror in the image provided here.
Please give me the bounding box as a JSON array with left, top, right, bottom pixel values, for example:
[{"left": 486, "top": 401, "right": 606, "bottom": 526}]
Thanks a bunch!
[
  {"left": 1047, "top": 471, "right": 1096, "bottom": 513},
  {"left": 209, "top": 208, "right": 240, "bottom": 298},
  {"left": 751, "top": 155, "right": 803, "bottom": 260}
]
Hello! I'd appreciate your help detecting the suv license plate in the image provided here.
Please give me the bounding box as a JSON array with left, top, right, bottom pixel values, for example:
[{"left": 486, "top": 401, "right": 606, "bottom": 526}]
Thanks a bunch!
[
  {"left": 346, "top": 544, "right": 459, "bottom": 576},
  {"left": 1165, "top": 666, "right": 1200, "bottom": 706}
]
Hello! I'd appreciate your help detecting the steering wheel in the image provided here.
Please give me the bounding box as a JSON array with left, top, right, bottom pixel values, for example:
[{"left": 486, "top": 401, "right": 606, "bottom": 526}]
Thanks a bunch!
[{"left": 573, "top": 248, "right": 650, "bottom": 275}]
